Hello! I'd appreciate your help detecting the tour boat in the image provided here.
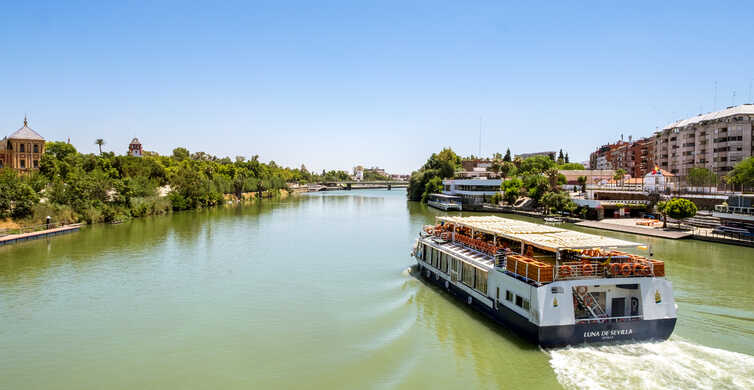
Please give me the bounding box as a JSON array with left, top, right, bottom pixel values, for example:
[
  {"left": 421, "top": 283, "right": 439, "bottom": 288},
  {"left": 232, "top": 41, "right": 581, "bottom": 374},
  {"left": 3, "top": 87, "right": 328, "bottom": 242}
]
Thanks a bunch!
[
  {"left": 411, "top": 216, "right": 677, "bottom": 347},
  {"left": 427, "top": 193, "right": 463, "bottom": 211}
]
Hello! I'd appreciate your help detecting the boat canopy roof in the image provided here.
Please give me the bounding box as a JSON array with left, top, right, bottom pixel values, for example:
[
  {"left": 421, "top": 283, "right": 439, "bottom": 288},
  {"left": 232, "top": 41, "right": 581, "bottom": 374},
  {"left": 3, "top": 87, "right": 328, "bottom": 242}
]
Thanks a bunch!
[
  {"left": 428, "top": 193, "right": 462, "bottom": 200},
  {"left": 436, "top": 216, "right": 644, "bottom": 251}
]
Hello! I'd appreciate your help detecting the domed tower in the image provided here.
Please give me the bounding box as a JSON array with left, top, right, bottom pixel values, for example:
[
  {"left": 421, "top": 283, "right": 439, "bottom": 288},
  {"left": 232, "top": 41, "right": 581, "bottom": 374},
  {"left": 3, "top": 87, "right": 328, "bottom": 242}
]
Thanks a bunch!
[{"left": 128, "top": 138, "right": 143, "bottom": 157}]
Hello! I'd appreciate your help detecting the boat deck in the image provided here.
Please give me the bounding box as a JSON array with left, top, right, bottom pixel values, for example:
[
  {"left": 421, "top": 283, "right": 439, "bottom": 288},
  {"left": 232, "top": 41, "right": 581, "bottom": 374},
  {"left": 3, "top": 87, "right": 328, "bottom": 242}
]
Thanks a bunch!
[{"left": 424, "top": 237, "right": 495, "bottom": 269}]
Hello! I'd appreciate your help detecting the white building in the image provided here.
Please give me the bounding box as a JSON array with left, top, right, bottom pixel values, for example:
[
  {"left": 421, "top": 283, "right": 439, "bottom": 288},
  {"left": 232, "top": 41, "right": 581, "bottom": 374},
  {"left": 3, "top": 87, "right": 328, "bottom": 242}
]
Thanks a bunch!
[
  {"left": 643, "top": 166, "right": 677, "bottom": 193},
  {"left": 442, "top": 178, "right": 502, "bottom": 209}
]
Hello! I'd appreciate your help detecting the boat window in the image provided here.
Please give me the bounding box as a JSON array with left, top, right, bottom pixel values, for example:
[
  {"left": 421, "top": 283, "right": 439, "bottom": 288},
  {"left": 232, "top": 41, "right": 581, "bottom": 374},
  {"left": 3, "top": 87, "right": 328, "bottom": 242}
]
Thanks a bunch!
[
  {"left": 422, "top": 244, "right": 426, "bottom": 261},
  {"left": 474, "top": 268, "right": 487, "bottom": 293},
  {"left": 496, "top": 287, "right": 500, "bottom": 301},
  {"left": 522, "top": 299, "right": 530, "bottom": 310},
  {"left": 515, "top": 295, "right": 523, "bottom": 307},
  {"left": 506, "top": 290, "right": 513, "bottom": 302},
  {"left": 551, "top": 286, "right": 564, "bottom": 294},
  {"left": 462, "top": 262, "right": 474, "bottom": 287}
]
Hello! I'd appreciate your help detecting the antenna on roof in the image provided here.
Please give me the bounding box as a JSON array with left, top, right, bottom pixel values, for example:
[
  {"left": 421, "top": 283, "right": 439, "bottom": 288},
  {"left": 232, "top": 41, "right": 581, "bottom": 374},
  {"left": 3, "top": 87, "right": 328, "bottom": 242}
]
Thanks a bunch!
[
  {"left": 713, "top": 81, "right": 718, "bottom": 111},
  {"left": 732, "top": 90, "right": 736, "bottom": 107}
]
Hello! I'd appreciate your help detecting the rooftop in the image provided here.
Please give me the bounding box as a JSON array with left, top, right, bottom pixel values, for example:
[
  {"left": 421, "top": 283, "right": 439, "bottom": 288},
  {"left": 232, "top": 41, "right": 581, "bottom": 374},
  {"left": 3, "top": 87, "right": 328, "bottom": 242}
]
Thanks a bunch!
[
  {"left": 8, "top": 117, "right": 44, "bottom": 141},
  {"left": 436, "top": 215, "right": 643, "bottom": 251},
  {"left": 662, "top": 104, "right": 754, "bottom": 131}
]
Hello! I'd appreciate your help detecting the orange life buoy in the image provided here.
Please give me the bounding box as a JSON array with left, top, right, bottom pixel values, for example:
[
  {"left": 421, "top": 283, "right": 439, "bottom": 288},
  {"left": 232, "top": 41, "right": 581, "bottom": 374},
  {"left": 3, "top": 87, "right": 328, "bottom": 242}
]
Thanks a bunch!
[
  {"left": 582, "top": 263, "right": 594, "bottom": 276},
  {"left": 559, "top": 265, "right": 572, "bottom": 277},
  {"left": 639, "top": 265, "right": 651, "bottom": 276},
  {"left": 621, "top": 263, "right": 632, "bottom": 276},
  {"left": 610, "top": 263, "right": 620, "bottom": 275},
  {"left": 633, "top": 263, "right": 644, "bottom": 275}
]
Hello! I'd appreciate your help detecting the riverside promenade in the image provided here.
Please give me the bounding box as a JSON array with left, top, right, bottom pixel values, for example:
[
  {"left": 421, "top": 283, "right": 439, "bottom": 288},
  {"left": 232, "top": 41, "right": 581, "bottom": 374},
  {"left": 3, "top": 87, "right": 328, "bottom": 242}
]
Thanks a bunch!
[
  {"left": 0, "top": 224, "right": 83, "bottom": 246},
  {"left": 575, "top": 220, "right": 693, "bottom": 239}
]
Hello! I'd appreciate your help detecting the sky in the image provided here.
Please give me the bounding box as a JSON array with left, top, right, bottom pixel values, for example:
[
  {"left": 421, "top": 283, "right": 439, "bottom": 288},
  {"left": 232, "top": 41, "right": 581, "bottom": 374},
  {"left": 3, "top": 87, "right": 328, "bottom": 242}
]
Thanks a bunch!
[{"left": 1, "top": 1, "right": 752, "bottom": 174}]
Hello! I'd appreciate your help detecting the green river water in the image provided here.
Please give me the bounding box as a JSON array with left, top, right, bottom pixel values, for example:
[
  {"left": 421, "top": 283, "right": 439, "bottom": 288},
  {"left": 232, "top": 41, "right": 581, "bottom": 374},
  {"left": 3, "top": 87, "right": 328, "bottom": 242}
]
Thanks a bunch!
[{"left": 1, "top": 190, "right": 753, "bottom": 389}]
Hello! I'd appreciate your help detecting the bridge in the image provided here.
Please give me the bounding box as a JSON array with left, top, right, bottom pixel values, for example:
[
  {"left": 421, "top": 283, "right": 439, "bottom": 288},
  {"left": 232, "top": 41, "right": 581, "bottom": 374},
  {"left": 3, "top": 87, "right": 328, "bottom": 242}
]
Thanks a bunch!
[{"left": 308, "top": 181, "right": 408, "bottom": 191}]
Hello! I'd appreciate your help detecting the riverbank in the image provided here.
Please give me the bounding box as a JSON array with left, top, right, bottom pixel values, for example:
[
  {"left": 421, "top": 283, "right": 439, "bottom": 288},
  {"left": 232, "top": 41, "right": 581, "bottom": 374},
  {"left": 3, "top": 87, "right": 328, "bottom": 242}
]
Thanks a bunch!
[
  {"left": 5, "top": 188, "right": 293, "bottom": 233},
  {"left": 0, "top": 223, "right": 83, "bottom": 246},
  {"left": 574, "top": 219, "right": 693, "bottom": 239}
]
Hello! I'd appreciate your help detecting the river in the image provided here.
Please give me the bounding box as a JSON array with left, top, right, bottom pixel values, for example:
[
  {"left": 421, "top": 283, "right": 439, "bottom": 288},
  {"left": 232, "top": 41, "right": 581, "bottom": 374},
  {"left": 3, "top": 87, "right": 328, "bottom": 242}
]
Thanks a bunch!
[{"left": 1, "top": 190, "right": 752, "bottom": 389}]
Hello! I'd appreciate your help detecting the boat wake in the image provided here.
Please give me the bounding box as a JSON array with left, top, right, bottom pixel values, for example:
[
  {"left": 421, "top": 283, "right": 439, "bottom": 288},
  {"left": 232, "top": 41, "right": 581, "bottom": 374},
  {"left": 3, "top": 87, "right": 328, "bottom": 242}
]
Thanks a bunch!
[{"left": 547, "top": 337, "right": 754, "bottom": 390}]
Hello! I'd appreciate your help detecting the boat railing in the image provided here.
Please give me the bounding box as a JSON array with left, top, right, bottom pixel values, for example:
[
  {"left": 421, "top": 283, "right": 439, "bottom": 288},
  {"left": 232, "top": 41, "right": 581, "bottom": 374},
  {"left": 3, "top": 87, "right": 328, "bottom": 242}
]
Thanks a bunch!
[
  {"left": 575, "top": 315, "right": 641, "bottom": 325},
  {"left": 555, "top": 260, "right": 663, "bottom": 280}
]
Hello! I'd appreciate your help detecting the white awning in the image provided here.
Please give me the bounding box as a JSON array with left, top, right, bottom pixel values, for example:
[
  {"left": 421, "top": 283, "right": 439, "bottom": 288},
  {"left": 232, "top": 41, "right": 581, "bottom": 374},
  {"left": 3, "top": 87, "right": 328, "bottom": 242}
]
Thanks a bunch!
[{"left": 436, "top": 215, "right": 643, "bottom": 251}]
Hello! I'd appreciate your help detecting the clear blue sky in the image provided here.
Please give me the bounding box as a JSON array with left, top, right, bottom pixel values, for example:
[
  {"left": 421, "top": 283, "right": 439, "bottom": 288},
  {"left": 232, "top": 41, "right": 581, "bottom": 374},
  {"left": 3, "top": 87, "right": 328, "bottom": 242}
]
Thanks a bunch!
[{"left": 1, "top": 1, "right": 752, "bottom": 173}]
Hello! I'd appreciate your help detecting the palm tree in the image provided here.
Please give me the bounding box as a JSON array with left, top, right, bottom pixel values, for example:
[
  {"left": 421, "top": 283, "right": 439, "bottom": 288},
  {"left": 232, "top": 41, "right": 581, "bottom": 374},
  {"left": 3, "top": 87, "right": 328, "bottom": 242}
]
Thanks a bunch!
[
  {"left": 546, "top": 167, "right": 560, "bottom": 190},
  {"left": 577, "top": 175, "right": 587, "bottom": 193},
  {"left": 95, "top": 139, "right": 105, "bottom": 155},
  {"left": 613, "top": 169, "right": 626, "bottom": 187}
]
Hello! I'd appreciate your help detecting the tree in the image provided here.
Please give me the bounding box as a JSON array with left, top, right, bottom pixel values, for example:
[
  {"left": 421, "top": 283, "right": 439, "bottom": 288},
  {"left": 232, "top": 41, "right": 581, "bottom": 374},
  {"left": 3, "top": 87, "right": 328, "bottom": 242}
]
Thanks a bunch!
[
  {"left": 501, "top": 178, "right": 523, "bottom": 204},
  {"left": 661, "top": 198, "right": 697, "bottom": 228},
  {"left": 499, "top": 161, "right": 517, "bottom": 179},
  {"left": 557, "top": 149, "right": 565, "bottom": 165},
  {"left": 522, "top": 174, "right": 549, "bottom": 202},
  {"left": 558, "top": 162, "right": 584, "bottom": 170},
  {"left": 656, "top": 200, "right": 668, "bottom": 228},
  {"left": 687, "top": 167, "right": 716, "bottom": 187},
  {"left": 407, "top": 147, "right": 461, "bottom": 201},
  {"left": 519, "top": 155, "right": 556, "bottom": 175},
  {"left": 546, "top": 167, "right": 560, "bottom": 190},
  {"left": 541, "top": 191, "right": 575, "bottom": 215},
  {"left": 727, "top": 157, "right": 754, "bottom": 189},
  {"left": 565, "top": 152, "right": 569, "bottom": 163},
  {"left": 503, "top": 148, "right": 512, "bottom": 162},
  {"left": 95, "top": 139, "right": 105, "bottom": 155},
  {"left": 421, "top": 176, "right": 444, "bottom": 203},
  {"left": 577, "top": 175, "right": 587, "bottom": 193},
  {"left": 172, "top": 147, "right": 190, "bottom": 161},
  {"left": 613, "top": 169, "right": 627, "bottom": 186}
]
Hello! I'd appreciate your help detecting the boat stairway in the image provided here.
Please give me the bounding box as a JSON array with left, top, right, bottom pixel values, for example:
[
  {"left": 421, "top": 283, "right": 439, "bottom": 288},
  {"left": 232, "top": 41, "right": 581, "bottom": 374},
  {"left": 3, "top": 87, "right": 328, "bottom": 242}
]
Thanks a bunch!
[{"left": 575, "top": 289, "right": 607, "bottom": 320}]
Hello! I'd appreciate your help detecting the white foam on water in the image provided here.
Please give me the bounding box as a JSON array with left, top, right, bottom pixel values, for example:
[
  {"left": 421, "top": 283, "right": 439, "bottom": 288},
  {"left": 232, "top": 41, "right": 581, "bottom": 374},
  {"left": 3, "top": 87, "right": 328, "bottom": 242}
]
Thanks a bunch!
[{"left": 547, "top": 338, "right": 754, "bottom": 390}]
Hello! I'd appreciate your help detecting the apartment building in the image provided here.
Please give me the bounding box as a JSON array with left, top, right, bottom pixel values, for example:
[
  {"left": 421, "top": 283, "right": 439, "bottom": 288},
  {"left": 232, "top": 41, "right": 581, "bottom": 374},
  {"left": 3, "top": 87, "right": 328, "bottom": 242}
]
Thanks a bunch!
[
  {"left": 588, "top": 138, "right": 653, "bottom": 177},
  {"left": 653, "top": 104, "right": 754, "bottom": 176}
]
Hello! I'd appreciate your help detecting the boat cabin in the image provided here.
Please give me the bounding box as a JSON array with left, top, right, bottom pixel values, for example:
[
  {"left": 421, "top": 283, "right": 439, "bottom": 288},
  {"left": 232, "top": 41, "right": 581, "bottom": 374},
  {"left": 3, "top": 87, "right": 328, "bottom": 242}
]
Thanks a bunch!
[{"left": 427, "top": 193, "right": 463, "bottom": 211}]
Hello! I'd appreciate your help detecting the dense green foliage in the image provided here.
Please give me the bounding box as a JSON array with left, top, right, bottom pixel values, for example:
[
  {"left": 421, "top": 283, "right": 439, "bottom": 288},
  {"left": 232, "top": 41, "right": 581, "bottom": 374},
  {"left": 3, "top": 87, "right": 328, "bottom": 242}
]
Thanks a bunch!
[
  {"left": 661, "top": 198, "right": 697, "bottom": 223},
  {"left": 501, "top": 177, "right": 523, "bottom": 204},
  {"left": 727, "top": 157, "right": 754, "bottom": 187},
  {"left": 657, "top": 198, "right": 697, "bottom": 228},
  {"left": 541, "top": 191, "right": 576, "bottom": 214},
  {"left": 1, "top": 142, "right": 322, "bottom": 225},
  {"left": 407, "top": 148, "right": 461, "bottom": 201},
  {"left": 497, "top": 155, "right": 575, "bottom": 213},
  {"left": 558, "top": 162, "right": 584, "bottom": 170}
]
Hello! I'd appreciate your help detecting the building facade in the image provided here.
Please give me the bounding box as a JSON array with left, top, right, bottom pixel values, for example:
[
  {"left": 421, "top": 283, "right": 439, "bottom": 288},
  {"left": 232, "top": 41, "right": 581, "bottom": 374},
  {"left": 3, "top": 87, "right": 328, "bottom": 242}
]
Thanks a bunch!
[
  {"left": 0, "top": 117, "right": 45, "bottom": 172},
  {"left": 128, "top": 138, "right": 143, "bottom": 157},
  {"left": 442, "top": 178, "right": 502, "bottom": 208},
  {"left": 589, "top": 138, "right": 654, "bottom": 178},
  {"left": 653, "top": 104, "right": 754, "bottom": 176}
]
